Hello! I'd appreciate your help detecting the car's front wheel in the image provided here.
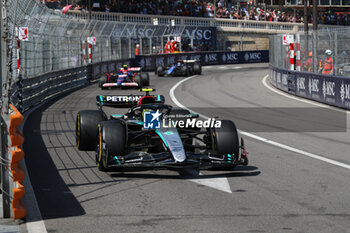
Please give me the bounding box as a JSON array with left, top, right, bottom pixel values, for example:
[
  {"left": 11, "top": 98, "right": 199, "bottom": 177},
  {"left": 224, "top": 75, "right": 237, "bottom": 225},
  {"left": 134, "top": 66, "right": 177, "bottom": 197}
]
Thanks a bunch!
[
  {"left": 76, "top": 110, "right": 106, "bottom": 151},
  {"left": 96, "top": 120, "right": 127, "bottom": 171},
  {"left": 99, "top": 74, "right": 108, "bottom": 89},
  {"left": 208, "top": 120, "right": 239, "bottom": 169}
]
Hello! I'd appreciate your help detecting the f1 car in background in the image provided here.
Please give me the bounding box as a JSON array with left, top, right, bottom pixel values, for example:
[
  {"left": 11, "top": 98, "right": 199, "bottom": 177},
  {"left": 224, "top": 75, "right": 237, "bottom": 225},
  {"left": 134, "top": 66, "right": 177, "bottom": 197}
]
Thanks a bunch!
[
  {"left": 99, "top": 67, "right": 150, "bottom": 89},
  {"left": 156, "top": 60, "right": 202, "bottom": 77},
  {"left": 76, "top": 89, "right": 248, "bottom": 171}
]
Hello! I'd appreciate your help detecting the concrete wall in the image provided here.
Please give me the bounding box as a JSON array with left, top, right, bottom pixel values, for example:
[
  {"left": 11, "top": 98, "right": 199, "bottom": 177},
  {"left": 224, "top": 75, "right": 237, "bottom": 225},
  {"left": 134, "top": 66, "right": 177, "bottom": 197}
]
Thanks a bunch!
[{"left": 217, "top": 32, "right": 270, "bottom": 51}]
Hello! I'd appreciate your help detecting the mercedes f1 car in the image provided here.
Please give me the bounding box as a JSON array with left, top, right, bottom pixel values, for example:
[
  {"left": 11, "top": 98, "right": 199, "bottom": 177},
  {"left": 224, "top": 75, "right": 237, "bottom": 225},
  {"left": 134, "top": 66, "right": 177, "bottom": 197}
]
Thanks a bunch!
[
  {"left": 76, "top": 89, "right": 248, "bottom": 171},
  {"left": 98, "top": 67, "right": 150, "bottom": 89},
  {"left": 156, "top": 60, "right": 202, "bottom": 77}
]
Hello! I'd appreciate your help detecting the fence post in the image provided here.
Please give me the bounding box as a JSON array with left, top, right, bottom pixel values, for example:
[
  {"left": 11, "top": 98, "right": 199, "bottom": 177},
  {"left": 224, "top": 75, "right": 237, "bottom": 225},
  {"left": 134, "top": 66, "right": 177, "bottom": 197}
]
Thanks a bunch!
[{"left": 312, "top": 32, "right": 318, "bottom": 73}]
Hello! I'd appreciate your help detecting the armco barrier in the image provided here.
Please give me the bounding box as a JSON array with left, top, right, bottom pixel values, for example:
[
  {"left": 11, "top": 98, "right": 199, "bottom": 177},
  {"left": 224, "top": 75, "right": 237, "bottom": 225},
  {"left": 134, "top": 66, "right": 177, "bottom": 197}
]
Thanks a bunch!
[
  {"left": 10, "top": 67, "right": 89, "bottom": 113},
  {"left": 8, "top": 104, "right": 26, "bottom": 219},
  {"left": 269, "top": 64, "right": 350, "bottom": 110}
]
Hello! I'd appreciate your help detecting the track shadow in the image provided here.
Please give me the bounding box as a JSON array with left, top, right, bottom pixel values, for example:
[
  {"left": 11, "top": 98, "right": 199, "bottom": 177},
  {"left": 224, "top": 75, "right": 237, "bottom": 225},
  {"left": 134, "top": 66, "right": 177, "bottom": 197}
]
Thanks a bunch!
[{"left": 23, "top": 92, "right": 86, "bottom": 221}]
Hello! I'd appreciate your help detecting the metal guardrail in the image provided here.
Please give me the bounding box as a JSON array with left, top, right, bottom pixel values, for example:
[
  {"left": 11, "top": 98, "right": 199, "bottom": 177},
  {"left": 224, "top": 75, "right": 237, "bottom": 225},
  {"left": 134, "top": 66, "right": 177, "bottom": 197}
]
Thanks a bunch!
[
  {"left": 66, "top": 10, "right": 345, "bottom": 34},
  {"left": 10, "top": 67, "right": 88, "bottom": 113}
]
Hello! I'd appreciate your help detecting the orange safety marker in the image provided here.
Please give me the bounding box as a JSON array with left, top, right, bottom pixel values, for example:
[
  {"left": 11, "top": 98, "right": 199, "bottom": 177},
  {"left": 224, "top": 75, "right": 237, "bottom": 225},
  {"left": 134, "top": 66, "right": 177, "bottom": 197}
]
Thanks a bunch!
[{"left": 9, "top": 104, "right": 26, "bottom": 219}]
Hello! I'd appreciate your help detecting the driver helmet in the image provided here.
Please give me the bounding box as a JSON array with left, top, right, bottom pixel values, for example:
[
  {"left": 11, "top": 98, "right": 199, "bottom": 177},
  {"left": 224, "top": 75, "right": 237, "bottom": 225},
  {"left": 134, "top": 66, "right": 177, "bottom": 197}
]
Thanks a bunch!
[
  {"left": 325, "top": 50, "right": 332, "bottom": 56},
  {"left": 122, "top": 64, "right": 128, "bottom": 69}
]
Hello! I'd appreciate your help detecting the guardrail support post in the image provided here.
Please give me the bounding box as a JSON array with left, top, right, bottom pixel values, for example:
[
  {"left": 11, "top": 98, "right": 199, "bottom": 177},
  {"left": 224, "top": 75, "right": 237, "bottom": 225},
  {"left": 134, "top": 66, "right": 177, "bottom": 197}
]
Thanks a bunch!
[{"left": 87, "top": 64, "right": 93, "bottom": 82}]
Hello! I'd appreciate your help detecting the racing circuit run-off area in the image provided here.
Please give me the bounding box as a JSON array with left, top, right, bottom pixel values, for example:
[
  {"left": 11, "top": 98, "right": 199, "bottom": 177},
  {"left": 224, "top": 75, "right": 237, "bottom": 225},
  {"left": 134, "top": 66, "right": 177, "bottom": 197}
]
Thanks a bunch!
[{"left": 1, "top": 1, "right": 350, "bottom": 233}]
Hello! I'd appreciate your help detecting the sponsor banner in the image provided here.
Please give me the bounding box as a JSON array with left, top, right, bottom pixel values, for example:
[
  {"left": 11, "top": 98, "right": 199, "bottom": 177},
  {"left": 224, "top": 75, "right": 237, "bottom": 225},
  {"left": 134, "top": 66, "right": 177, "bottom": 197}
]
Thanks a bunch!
[
  {"left": 133, "top": 50, "right": 269, "bottom": 71},
  {"left": 270, "top": 65, "right": 350, "bottom": 110}
]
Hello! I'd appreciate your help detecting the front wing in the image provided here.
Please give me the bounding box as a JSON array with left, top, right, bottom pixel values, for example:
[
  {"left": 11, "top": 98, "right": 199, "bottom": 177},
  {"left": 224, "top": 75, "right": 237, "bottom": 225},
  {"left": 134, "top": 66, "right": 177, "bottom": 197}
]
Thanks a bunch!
[{"left": 107, "top": 150, "right": 248, "bottom": 170}]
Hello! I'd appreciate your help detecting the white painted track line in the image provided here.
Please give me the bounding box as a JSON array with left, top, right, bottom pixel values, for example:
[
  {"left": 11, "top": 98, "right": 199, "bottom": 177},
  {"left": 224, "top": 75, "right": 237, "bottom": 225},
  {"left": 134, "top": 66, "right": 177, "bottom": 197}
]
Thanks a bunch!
[{"left": 170, "top": 74, "right": 350, "bottom": 171}]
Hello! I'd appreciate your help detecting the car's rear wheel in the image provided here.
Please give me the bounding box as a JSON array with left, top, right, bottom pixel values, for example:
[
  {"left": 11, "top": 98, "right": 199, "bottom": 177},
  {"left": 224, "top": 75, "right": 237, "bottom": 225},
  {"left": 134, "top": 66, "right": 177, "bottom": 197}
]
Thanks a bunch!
[
  {"left": 193, "top": 63, "right": 202, "bottom": 75},
  {"left": 99, "top": 74, "right": 108, "bottom": 89},
  {"left": 180, "top": 66, "right": 189, "bottom": 76},
  {"left": 157, "top": 66, "right": 165, "bottom": 77},
  {"left": 76, "top": 110, "right": 106, "bottom": 151},
  {"left": 141, "top": 72, "right": 150, "bottom": 86},
  {"left": 134, "top": 74, "right": 143, "bottom": 87},
  {"left": 96, "top": 120, "right": 127, "bottom": 171}
]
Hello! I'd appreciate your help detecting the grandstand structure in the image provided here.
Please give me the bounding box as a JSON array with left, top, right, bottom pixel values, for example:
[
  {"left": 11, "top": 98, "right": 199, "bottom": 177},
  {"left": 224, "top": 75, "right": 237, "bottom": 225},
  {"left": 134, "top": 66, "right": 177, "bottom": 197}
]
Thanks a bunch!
[{"left": 66, "top": 10, "right": 342, "bottom": 34}]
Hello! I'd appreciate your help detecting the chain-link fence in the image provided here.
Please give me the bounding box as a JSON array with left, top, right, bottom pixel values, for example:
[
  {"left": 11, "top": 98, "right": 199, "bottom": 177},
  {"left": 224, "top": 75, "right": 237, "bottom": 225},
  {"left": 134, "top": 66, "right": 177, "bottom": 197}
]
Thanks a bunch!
[
  {"left": 5, "top": 0, "right": 219, "bottom": 82},
  {"left": 270, "top": 28, "right": 350, "bottom": 77}
]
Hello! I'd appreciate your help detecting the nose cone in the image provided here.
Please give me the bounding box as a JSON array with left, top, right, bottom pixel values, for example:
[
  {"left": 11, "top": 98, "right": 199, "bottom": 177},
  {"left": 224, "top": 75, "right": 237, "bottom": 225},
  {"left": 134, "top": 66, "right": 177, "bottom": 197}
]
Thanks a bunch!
[{"left": 156, "top": 128, "right": 186, "bottom": 162}]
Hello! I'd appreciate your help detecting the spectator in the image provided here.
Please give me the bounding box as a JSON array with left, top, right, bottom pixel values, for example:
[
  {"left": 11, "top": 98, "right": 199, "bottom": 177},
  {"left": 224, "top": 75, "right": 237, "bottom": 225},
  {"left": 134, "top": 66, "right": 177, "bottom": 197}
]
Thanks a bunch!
[
  {"left": 135, "top": 44, "right": 140, "bottom": 56},
  {"left": 321, "top": 50, "right": 334, "bottom": 75},
  {"left": 44, "top": 1, "right": 350, "bottom": 26}
]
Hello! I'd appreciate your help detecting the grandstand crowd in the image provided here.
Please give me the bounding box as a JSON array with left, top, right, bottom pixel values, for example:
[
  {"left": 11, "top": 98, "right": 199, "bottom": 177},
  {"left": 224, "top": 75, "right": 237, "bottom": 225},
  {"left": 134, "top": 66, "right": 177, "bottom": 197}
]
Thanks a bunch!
[{"left": 43, "top": 0, "right": 350, "bottom": 25}]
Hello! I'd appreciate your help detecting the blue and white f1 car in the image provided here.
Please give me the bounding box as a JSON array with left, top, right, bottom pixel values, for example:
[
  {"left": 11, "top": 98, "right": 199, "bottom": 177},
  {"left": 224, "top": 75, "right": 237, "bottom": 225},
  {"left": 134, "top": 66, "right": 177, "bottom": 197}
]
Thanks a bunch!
[
  {"left": 156, "top": 60, "right": 202, "bottom": 77},
  {"left": 76, "top": 89, "right": 248, "bottom": 171}
]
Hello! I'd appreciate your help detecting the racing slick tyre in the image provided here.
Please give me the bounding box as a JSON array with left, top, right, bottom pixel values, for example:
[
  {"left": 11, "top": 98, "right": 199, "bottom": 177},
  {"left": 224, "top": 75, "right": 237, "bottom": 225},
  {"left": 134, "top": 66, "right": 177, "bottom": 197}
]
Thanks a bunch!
[
  {"left": 99, "top": 75, "right": 108, "bottom": 89},
  {"left": 210, "top": 120, "right": 239, "bottom": 158},
  {"left": 193, "top": 63, "right": 202, "bottom": 75},
  {"left": 180, "top": 66, "right": 190, "bottom": 76},
  {"left": 134, "top": 74, "right": 143, "bottom": 88},
  {"left": 157, "top": 66, "right": 165, "bottom": 77},
  {"left": 141, "top": 72, "right": 150, "bottom": 86},
  {"left": 76, "top": 110, "right": 107, "bottom": 151},
  {"left": 96, "top": 120, "right": 127, "bottom": 171}
]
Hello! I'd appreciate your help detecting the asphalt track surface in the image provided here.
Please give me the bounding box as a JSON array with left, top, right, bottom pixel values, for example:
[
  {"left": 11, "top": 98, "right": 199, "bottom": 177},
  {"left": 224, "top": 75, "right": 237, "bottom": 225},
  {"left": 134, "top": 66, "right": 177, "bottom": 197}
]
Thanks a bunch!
[{"left": 23, "top": 63, "right": 350, "bottom": 233}]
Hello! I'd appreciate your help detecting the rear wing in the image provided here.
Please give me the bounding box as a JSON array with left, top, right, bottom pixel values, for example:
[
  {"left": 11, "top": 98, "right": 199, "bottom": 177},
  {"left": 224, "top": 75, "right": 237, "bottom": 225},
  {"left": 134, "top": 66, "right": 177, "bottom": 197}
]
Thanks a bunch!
[
  {"left": 183, "top": 60, "right": 200, "bottom": 63},
  {"left": 97, "top": 94, "right": 165, "bottom": 108},
  {"left": 127, "top": 67, "right": 142, "bottom": 72}
]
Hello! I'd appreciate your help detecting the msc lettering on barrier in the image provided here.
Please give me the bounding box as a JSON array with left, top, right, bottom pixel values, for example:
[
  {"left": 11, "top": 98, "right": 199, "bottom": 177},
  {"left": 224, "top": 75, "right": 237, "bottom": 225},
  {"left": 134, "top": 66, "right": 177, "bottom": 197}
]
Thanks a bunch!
[
  {"left": 323, "top": 81, "right": 335, "bottom": 97},
  {"left": 340, "top": 81, "right": 350, "bottom": 103},
  {"left": 309, "top": 79, "right": 319, "bottom": 93},
  {"left": 297, "top": 77, "right": 306, "bottom": 91}
]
